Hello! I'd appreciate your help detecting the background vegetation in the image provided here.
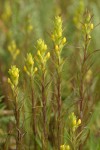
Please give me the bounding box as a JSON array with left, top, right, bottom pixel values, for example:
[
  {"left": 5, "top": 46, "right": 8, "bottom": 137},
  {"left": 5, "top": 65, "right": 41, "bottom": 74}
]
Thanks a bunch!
[{"left": 0, "top": 0, "right": 100, "bottom": 150}]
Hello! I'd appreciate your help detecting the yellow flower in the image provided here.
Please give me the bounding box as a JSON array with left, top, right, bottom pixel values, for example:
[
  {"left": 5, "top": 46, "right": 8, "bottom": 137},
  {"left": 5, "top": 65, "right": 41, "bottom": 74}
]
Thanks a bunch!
[
  {"left": 60, "top": 145, "right": 65, "bottom": 150},
  {"left": 24, "top": 53, "right": 37, "bottom": 77},
  {"left": 8, "top": 40, "right": 20, "bottom": 60},
  {"left": 60, "top": 144, "right": 70, "bottom": 150},
  {"left": 90, "top": 23, "right": 94, "bottom": 30},
  {"left": 8, "top": 66, "right": 19, "bottom": 90},
  {"left": 51, "top": 16, "right": 67, "bottom": 56},
  {"left": 73, "top": 119, "right": 76, "bottom": 126},
  {"left": 36, "top": 38, "right": 50, "bottom": 71},
  {"left": 55, "top": 45, "right": 59, "bottom": 51},
  {"left": 62, "top": 37, "right": 67, "bottom": 44},
  {"left": 77, "top": 119, "right": 81, "bottom": 125},
  {"left": 68, "top": 112, "right": 81, "bottom": 132},
  {"left": 27, "top": 24, "right": 33, "bottom": 32}
]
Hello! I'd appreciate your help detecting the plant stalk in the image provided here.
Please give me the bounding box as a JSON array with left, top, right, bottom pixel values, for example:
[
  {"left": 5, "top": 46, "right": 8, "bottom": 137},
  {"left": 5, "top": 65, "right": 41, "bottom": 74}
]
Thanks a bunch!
[
  {"left": 14, "top": 89, "right": 22, "bottom": 150},
  {"left": 79, "top": 34, "right": 89, "bottom": 150},
  {"left": 30, "top": 76, "right": 37, "bottom": 149},
  {"left": 56, "top": 57, "right": 62, "bottom": 150},
  {"left": 42, "top": 72, "right": 47, "bottom": 150}
]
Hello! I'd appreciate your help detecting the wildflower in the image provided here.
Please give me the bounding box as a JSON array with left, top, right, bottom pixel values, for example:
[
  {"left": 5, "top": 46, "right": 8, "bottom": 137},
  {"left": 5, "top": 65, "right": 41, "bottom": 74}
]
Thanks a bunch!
[
  {"left": 1, "top": 1, "right": 12, "bottom": 21},
  {"left": 77, "top": 119, "right": 81, "bottom": 125},
  {"left": 73, "top": 0, "right": 84, "bottom": 29},
  {"left": 36, "top": 39, "right": 50, "bottom": 71},
  {"left": 68, "top": 112, "right": 81, "bottom": 132},
  {"left": 27, "top": 24, "right": 33, "bottom": 32},
  {"left": 82, "top": 12, "right": 94, "bottom": 37},
  {"left": 60, "top": 144, "right": 70, "bottom": 150},
  {"left": 24, "top": 53, "right": 37, "bottom": 76},
  {"left": 51, "top": 16, "right": 67, "bottom": 56},
  {"left": 8, "top": 66, "right": 19, "bottom": 90},
  {"left": 8, "top": 40, "right": 20, "bottom": 60}
]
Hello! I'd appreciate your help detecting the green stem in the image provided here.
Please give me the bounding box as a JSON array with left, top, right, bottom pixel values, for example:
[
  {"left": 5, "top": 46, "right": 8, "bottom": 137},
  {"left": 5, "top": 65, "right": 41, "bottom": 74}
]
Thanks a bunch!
[
  {"left": 57, "top": 57, "right": 62, "bottom": 150},
  {"left": 14, "top": 89, "right": 21, "bottom": 150},
  {"left": 79, "top": 34, "right": 89, "bottom": 150},
  {"left": 30, "top": 76, "right": 37, "bottom": 149},
  {"left": 42, "top": 72, "right": 47, "bottom": 150}
]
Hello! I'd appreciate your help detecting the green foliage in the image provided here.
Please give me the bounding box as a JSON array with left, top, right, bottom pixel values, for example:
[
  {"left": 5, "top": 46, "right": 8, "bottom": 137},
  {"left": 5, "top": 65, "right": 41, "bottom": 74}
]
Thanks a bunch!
[{"left": 0, "top": 0, "right": 100, "bottom": 150}]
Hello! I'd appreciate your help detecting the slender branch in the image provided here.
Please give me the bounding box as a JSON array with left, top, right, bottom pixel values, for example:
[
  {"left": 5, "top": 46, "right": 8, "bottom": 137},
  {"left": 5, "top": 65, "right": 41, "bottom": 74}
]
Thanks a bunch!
[
  {"left": 14, "top": 89, "right": 22, "bottom": 150},
  {"left": 42, "top": 71, "right": 47, "bottom": 150},
  {"left": 30, "top": 76, "right": 37, "bottom": 149},
  {"left": 56, "top": 57, "right": 62, "bottom": 150}
]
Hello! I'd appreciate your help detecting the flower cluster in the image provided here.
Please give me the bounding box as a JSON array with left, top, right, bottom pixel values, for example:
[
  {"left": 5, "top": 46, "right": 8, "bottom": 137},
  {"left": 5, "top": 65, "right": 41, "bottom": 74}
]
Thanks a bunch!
[
  {"left": 73, "top": 0, "right": 84, "bottom": 29},
  {"left": 60, "top": 144, "right": 70, "bottom": 150},
  {"left": 82, "top": 12, "right": 94, "bottom": 39},
  {"left": 8, "top": 40, "right": 20, "bottom": 60},
  {"left": 68, "top": 112, "right": 81, "bottom": 132},
  {"left": 51, "top": 16, "right": 66, "bottom": 55},
  {"left": 27, "top": 18, "right": 33, "bottom": 33},
  {"left": 36, "top": 39, "right": 50, "bottom": 71},
  {"left": 24, "top": 53, "right": 37, "bottom": 77},
  {"left": 27, "top": 24, "right": 33, "bottom": 32},
  {"left": 1, "top": 1, "right": 12, "bottom": 22},
  {"left": 8, "top": 65, "right": 19, "bottom": 90}
]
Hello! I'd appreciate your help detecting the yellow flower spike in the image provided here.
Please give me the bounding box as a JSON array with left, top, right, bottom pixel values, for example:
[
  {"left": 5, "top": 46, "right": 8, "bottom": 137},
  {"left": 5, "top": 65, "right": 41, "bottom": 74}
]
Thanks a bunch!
[
  {"left": 37, "top": 39, "right": 48, "bottom": 54},
  {"left": 52, "top": 16, "right": 67, "bottom": 56},
  {"left": 8, "top": 65, "right": 19, "bottom": 89},
  {"left": 36, "top": 39, "right": 50, "bottom": 71},
  {"left": 82, "top": 12, "right": 94, "bottom": 38},
  {"left": 53, "top": 16, "right": 63, "bottom": 41},
  {"left": 12, "top": 41, "right": 16, "bottom": 49},
  {"left": 77, "top": 119, "right": 81, "bottom": 125},
  {"left": 68, "top": 112, "right": 81, "bottom": 132},
  {"left": 27, "top": 53, "right": 34, "bottom": 65},
  {"left": 2, "top": 1, "right": 12, "bottom": 21},
  {"left": 8, "top": 40, "right": 20, "bottom": 60},
  {"left": 24, "top": 53, "right": 37, "bottom": 77}
]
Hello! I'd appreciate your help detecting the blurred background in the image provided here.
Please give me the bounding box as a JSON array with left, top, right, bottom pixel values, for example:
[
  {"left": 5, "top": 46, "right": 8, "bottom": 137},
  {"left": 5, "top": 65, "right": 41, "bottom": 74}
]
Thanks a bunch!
[{"left": 0, "top": 0, "right": 100, "bottom": 149}]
